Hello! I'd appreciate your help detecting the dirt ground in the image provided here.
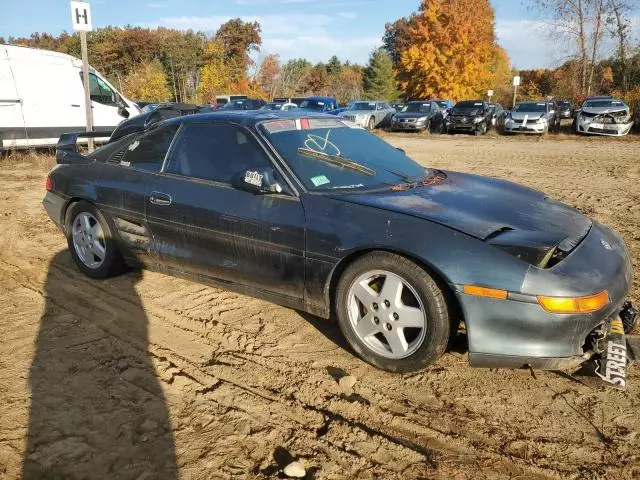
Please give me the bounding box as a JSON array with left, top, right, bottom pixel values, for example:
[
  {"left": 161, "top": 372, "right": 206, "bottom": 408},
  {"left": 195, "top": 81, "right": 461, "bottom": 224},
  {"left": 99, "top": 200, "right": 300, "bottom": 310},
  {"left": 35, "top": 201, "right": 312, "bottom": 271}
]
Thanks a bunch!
[{"left": 0, "top": 132, "right": 639, "bottom": 480}]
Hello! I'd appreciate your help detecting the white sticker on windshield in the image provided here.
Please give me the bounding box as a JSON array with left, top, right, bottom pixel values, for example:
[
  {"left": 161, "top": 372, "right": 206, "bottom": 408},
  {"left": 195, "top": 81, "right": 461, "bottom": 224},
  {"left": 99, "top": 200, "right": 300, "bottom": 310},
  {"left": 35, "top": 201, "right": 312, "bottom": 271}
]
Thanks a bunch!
[
  {"left": 244, "top": 171, "right": 263, "bottom": 187},
  {"left": 474, "top": 103, "right": 483, "bottom": 106},
  {"left": 128, "top": 140, "right": 140, "bottom": 151},
  {"left": 311, "top": 175, "right": 330, "bottom": 187}
]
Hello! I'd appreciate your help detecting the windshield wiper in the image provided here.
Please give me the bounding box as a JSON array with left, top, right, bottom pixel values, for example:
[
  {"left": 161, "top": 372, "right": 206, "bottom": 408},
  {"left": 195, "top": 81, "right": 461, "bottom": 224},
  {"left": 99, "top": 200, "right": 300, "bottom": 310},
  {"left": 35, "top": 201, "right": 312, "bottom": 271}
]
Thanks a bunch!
[{"left": 297, "top": 148, "right": 376, "bottom": 176}]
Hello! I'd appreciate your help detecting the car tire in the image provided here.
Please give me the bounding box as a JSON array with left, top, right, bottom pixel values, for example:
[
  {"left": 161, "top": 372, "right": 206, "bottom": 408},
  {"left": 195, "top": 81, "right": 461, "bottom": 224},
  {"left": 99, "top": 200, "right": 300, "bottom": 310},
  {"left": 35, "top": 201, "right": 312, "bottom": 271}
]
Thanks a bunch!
[
  {"left": 334, "top": 252, "right": 451, "bottom": 373},
  {"left": 422, "top": 119, "right": 431, "bottom": 134},
  {"left": 65, "top": 200, "right": 125, "bottom": 279},
  {"left": 368, "top": 117, "right": 375, "bottom": 130},
  {"left": 475, "top": 122, "right": 487, "bottom": 136}
]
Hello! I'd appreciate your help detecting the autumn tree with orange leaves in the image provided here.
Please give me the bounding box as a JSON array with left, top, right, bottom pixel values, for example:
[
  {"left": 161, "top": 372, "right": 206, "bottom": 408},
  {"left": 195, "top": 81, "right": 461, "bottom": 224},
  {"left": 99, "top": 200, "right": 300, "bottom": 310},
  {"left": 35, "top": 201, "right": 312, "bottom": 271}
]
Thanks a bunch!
[{"left": 388, "top": 0, "right": 511, "bottom": 102}]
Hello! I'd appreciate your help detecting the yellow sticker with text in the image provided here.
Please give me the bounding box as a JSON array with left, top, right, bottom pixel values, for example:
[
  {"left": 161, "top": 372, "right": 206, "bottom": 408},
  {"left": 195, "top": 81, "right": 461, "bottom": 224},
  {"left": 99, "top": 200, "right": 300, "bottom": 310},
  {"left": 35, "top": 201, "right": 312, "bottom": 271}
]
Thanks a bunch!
[{"left": 610, "top": 317, "right": 624, "bottom": 335}]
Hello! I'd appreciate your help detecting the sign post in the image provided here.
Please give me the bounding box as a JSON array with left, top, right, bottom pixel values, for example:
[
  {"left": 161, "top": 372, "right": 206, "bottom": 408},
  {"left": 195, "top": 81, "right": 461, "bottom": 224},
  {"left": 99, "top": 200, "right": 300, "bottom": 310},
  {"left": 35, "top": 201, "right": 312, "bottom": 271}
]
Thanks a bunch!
[
  {"left": 512, "top": 76, "right": 521, "bottom": 109},
  {"left": 487, "top": 89, "right": 494, "bottom": 101},
  {"left": 70, "top": 1, "right": 94, "bottom": 152}
]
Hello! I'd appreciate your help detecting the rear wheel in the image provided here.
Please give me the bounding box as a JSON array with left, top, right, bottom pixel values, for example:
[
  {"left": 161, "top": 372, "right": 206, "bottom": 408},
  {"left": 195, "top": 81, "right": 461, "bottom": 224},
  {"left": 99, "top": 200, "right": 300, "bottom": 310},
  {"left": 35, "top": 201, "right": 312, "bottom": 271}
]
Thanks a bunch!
[
  {"left": 335, "top": 252, "right": 451, "bottom": 372},
  {"left": 66, "top": 201, "right": 125, "bottom": 279}
]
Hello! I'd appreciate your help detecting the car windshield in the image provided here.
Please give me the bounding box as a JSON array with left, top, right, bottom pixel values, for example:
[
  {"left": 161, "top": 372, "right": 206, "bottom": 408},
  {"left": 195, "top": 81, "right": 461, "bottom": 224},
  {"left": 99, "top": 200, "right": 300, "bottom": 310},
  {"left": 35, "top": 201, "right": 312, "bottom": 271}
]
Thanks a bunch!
[
  {"left": 404, "top": 103, "right": 432, "bottom": 113},
  {"left": 451, "top": 101, "right": 483, "bottom": 115},
  {"left": 350, "top": 102, "right": 377, "bottom": 111},
  {"left": 583, "top": 100, "right": 626, "bottom": 109},
  {"left": 299, "top": 99, "right": 326, "bottom": 111},
  {"left": 513, "top": 102, "right": 547, "bottom": 113},
  {"left": 262, "top": 118, "right": 427, "bottom": 191}
]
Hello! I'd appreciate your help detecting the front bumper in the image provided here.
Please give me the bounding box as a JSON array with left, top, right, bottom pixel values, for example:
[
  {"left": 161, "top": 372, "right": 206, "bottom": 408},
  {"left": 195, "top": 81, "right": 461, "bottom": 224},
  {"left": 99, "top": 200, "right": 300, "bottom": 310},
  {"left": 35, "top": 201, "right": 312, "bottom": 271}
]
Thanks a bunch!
[
  {"left": 576, "top": 117, "right": 633, "bottom": 136},
  {"left": 504, "top": 121, "right": 547, "bottom": 134},
  {"left": 457, "top": 222, "right": 634, "bottom": 369},
  {"left": 446, "top": 122, "right": 476, "bottom": 132},
  {"left": 391, "top": 120, "right": 426, "bottom": 131}
]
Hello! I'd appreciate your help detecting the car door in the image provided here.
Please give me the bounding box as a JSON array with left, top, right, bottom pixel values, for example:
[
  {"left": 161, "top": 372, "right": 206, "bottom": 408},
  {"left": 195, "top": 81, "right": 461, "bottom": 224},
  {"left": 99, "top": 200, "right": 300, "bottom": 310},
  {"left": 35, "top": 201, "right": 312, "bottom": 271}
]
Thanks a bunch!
[
  {"left": 0, "top": 46, "right": 26, "bottom": 148},
  {"left": 145, "top": 121, "right": 307, "bottom": 302},
  {"left": 83, "top": 71, "right": 129, "bottom": 133},
  {"left": 93, "top": 124, "right": 181, "bottom": 266}
]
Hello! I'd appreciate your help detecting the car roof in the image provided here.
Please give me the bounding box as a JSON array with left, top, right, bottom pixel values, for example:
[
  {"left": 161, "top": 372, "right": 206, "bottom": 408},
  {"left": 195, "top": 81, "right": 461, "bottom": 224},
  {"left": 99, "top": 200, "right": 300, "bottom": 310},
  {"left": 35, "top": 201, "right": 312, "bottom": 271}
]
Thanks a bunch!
[
  {"left": 305, "top": 96, "right": 337, "bottom": 101},
  {"left": 162, "top": 110, "right": 337, "bottom": 129}
]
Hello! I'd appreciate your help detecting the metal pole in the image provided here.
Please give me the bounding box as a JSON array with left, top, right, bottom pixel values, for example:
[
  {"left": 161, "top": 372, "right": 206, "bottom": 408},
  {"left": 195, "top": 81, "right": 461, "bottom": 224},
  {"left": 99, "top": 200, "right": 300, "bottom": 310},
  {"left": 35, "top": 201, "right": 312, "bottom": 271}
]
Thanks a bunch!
[
  {"left": 512, "top": 85, "right": 518, "bottom": 109},
  {"left": 80, "top": 31, "right": 94, "bottom": 152}
]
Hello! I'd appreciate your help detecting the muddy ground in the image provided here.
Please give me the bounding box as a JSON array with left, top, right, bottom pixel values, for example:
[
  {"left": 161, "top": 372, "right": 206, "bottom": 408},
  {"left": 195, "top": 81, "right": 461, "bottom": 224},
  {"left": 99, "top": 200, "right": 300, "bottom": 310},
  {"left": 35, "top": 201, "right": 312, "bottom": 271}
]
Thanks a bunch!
[{"left": 0, "top": 132, "right": 639, "bottom": 480}]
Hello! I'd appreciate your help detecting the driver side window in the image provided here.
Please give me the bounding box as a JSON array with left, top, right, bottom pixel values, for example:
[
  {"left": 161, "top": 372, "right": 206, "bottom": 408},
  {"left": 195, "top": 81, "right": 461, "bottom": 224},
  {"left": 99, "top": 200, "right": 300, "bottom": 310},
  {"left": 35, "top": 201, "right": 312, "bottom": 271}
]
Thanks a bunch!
[
  {"left": 166, "top": 123, "right": 271, "bottom": 184},
  {"left": 86, "top": 73, "right": 117, "bottom": 106}
]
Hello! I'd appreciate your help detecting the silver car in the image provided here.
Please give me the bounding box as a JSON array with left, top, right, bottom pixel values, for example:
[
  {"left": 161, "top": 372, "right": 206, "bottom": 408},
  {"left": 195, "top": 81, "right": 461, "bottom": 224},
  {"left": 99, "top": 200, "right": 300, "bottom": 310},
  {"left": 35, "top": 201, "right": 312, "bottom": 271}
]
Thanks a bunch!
[
  {"left": 339, "top": 100, "right": 396, "bottom": 130},
  {"left": 503, "top": 101, "right": 557, "bottom": 135},
  {"left": 575, "top": 97, "right": 633, "bottom": 137}
]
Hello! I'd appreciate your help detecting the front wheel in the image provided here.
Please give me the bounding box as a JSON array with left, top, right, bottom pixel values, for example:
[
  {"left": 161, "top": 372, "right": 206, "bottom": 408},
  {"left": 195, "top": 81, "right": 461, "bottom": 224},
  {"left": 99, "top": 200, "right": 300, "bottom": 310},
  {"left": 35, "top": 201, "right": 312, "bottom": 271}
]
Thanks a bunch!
[
  {"left": 335, "top": 252, "right": 451, "bottom": 372},
  {"left": 367, "top": 117, "right": 375, "bottom": 130},
  {"left": 66, "top": 200, "right": 125, "bottom": 279}
]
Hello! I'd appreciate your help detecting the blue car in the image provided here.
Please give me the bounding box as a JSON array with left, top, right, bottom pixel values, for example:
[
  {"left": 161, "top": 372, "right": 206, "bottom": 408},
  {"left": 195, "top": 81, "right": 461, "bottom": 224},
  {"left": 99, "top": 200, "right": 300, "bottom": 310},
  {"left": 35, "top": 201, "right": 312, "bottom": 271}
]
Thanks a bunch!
[{"left": 298, "top": 96, "right": 340, "bottom": 115}]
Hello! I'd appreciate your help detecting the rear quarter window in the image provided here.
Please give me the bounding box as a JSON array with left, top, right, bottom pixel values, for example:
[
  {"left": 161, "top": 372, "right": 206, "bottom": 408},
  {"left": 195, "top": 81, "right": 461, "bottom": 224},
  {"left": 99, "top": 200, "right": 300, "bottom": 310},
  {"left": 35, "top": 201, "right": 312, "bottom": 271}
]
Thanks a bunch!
[{"left": 119, "top": 125, "right": 179, "bottom": 172}]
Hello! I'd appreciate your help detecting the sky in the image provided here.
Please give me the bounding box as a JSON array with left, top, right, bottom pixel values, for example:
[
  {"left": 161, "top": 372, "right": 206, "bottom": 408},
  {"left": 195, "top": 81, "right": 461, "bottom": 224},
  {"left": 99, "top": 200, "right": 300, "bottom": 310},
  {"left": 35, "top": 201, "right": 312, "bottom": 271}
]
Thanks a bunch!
[{"left": 1, "top": 0, "right": 638, "bottom": 70}]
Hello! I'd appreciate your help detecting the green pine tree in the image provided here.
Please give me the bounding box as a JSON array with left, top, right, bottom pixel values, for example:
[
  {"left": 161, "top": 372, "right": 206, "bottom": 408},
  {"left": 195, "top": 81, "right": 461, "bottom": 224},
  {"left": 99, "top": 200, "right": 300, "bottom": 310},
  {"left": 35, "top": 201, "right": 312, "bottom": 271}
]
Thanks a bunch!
[{"left": 363, "top": 48, "right": 400, "bottom": 101}]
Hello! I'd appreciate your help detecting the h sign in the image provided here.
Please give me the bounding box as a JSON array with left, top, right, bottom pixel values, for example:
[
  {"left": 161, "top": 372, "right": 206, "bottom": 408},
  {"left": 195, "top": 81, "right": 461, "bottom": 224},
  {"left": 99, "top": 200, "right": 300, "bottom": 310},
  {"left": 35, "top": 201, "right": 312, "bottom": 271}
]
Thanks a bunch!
[{"left": 70, "top": 1, "right": 93, "bottom": 31}]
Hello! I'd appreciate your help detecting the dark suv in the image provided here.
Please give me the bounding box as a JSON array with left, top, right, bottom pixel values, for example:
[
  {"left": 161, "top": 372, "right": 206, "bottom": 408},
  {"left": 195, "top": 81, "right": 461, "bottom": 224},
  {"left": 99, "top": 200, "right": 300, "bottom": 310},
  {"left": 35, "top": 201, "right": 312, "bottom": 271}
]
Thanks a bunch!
[{"left": 445, "top": 100, "right": 493, "bottom": 135}]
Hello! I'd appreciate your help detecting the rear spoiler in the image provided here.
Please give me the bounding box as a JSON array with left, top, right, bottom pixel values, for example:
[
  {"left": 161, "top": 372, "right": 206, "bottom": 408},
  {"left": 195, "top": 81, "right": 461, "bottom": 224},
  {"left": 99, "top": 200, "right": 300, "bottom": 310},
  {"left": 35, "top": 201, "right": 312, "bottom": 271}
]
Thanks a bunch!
[{"left": 55, "top": 130, "right": 112, "bottom": 164}]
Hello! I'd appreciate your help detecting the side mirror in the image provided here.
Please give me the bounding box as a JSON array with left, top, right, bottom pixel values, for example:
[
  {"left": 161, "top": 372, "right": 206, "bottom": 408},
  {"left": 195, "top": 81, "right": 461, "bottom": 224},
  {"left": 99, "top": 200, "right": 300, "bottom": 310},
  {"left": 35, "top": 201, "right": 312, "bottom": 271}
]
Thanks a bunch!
[
  {"left": 233, "top": 168, "right": 284, "bottom": 195},
  {"left": 117, "top": 100, "right": 130, "bottom": 119}
]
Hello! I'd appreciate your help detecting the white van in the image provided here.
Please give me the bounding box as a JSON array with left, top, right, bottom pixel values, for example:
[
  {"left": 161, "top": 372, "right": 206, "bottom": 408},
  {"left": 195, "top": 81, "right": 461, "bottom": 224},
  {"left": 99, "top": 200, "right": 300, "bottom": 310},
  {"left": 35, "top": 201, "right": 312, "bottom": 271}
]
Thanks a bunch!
[{"left": 0, "top": 44, "right": 139, "bottom": 149}]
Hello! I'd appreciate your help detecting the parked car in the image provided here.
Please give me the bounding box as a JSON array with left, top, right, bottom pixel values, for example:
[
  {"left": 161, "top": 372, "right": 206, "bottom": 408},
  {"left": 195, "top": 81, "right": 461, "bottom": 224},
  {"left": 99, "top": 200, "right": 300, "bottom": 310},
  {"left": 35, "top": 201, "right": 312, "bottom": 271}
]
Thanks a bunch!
[
  {"left": 546, "top": 99, "right": 562, "bottom": 130},
  {"left": 46, "top": 110, "right": 636, "bottom": 376},
  {"left": 389, "top": 100, "right": 444, "bottom": 132},
  {"left": 0, "top": 44, "right": 139, "bottom": 149},
  {"left": 558, "top": 100, "right": 574, "bottom": 119},
  {"left": 445, "top": 100, "right": 492, "bottom": 135},
  {"left": 215, "top": 95, "right": 248, "bottom": 107},
  {"left": 298, "top": 96, "right": 339, "bottom": 114},
  {"left": 503, "top": 101, "right": 559, "bottom": 135},
  {"left": 574, "top": 97, "right": 633, "bottom": 136},
  {"left": 487, "top": 103, "right": 506, "bottom": 127},
  {"left": 260, "top": 102, "right": 298, "bottom": 111},
  {"left": 273, "top": 97, "right": 305, "bottom": 106},
  {"left": 221, "top": 99, "right": 266, "bottom": 110},
  {"left": 108, "top": 104, "right": 201, "bottom": 143},
  {"left": 338, "top": 100, "right": 395, "bottom": 130},
  {"left": 434, "top": 100, "right": 455, "bottom": 110}
]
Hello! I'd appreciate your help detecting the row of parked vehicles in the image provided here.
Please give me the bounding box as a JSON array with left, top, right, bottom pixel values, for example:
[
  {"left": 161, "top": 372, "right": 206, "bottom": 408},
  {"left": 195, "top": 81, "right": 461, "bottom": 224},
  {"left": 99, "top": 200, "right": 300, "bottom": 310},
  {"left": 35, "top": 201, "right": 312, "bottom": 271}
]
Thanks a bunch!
[{"left": 1, "top": 44, "right": 638, "bottom": 150}]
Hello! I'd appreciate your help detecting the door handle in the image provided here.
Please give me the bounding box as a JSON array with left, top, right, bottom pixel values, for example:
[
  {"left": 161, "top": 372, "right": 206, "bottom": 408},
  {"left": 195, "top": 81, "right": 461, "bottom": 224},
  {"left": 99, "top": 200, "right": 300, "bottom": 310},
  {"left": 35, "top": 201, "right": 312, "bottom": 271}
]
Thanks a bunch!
[{"left": 149, "top": 192, "right": 172, "bottom": 206}]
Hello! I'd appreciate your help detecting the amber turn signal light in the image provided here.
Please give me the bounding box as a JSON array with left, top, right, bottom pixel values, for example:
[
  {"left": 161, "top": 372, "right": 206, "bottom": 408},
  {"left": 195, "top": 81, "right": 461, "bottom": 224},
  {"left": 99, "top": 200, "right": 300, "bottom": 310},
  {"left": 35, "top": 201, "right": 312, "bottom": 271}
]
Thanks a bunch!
[
  {"left": 537, "top": 290, "right": 609, "bottom": 314},
  {"left": 463, "top": 285, "right": 508, "bottom": 300}
]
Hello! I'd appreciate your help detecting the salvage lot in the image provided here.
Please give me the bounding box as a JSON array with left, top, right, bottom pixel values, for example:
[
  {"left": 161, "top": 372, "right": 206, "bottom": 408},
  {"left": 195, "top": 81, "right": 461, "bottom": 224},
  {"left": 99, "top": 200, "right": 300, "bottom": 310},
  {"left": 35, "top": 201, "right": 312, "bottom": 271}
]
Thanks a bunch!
[{"left": 0, "top": 133, "right": 639, "bottom": 479}]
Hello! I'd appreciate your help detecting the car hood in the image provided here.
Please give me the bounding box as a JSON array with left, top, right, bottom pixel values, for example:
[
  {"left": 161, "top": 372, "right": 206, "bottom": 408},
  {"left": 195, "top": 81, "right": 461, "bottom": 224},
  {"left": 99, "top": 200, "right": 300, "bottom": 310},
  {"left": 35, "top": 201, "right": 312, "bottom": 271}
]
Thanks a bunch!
[
  {"left": 329, "top": 171, "right": 591, "bottom": 251},
  {"left": 393, "top": 112, "right": 431, "bottom": 119},
  {"left": 581, "top": 106, "right": 629, "bottom": 115},
  {"left": 341, "top": 110, "right": 375, "bottom": 115},
  {"left": 510, "top": 112, "right": 544, "bottom": 121}
]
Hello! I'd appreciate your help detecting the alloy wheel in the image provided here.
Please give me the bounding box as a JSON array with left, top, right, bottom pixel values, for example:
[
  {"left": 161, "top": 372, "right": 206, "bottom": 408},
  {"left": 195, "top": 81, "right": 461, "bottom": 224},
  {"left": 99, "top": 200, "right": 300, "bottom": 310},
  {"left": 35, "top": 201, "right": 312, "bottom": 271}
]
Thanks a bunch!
[
  {"left": 71, "top": 212, "right": 106, "bottom": 269},
  {"left": 346, "top": 270, "right": 427, "bottom": 359}
]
